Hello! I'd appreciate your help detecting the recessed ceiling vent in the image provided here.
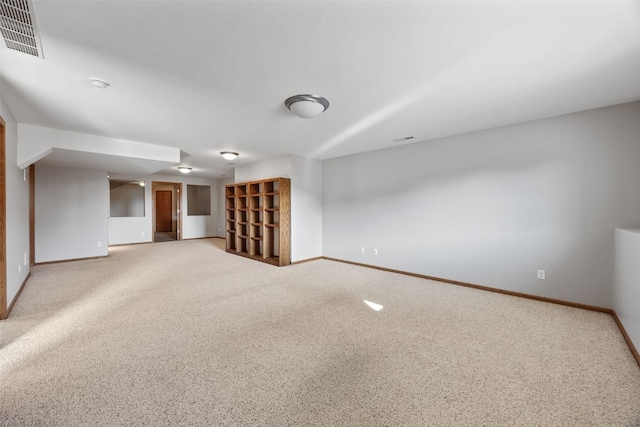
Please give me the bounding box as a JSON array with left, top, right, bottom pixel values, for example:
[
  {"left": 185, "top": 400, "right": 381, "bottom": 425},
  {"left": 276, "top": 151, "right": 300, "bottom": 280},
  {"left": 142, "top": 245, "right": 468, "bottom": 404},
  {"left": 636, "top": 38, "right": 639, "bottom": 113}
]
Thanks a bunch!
[{"left": 0, "top": 0, "right": 43, "bottom": 58}]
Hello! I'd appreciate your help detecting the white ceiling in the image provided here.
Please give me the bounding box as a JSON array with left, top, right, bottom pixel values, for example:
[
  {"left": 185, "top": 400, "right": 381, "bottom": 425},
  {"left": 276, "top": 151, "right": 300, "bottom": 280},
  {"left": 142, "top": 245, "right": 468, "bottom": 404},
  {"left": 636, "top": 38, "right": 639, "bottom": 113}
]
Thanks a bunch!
[{"left": 1, "top": 1, "right": 639, "bottom": 179}]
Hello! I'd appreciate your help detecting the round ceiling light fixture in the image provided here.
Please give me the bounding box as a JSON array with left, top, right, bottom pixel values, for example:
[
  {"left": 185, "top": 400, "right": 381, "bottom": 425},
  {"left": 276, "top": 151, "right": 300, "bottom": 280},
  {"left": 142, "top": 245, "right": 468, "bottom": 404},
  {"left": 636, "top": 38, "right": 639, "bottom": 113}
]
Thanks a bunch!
[
  {"left": 220, "top": 151, "right": 239, "bottom": 160},
  {"left": 89, "top": 78, "right": 110, "bottom": 89},
  {"left": 178, "top": 166, "right": 192, "bottom": 173},
  {"left": 285, "top": 94, "right": 329, "bottom": 119}
]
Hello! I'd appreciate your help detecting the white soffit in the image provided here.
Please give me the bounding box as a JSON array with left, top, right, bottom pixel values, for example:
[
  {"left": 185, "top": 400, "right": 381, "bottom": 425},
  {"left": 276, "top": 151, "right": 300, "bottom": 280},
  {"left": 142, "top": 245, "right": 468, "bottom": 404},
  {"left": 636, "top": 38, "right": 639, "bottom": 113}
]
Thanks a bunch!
[{"left": 38, "top": 148, "right": 178, "bottom": 177}]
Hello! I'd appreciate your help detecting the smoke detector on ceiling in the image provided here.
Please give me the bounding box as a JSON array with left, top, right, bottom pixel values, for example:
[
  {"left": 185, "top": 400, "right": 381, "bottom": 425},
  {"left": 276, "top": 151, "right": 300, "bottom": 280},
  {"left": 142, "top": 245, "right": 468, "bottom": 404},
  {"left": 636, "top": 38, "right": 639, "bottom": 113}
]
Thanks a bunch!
[{"left": 0, "top": 0, "right": 44, "bottom": 58}]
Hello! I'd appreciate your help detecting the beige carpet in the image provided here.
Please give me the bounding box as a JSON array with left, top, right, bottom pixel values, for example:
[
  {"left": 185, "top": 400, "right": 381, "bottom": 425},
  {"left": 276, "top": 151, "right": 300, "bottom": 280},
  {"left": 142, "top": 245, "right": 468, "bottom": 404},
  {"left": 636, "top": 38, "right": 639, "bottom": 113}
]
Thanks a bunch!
[{"left": 1, "top": 238, "right": 639, "bottom": 426}]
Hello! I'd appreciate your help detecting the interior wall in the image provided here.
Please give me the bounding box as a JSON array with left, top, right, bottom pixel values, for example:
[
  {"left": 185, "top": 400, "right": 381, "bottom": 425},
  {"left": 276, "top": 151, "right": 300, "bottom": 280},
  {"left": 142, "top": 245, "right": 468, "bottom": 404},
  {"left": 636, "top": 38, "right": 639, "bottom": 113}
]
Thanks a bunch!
[
  {"left": 109, "top": 178, "right": 153, "bottom": 245},
  {"left": 290, "top": 155, "right": 322, "bottom": 261},
  {"left": 1, "top": 97, "right": 30, "bottom": 308},
  {"left": 35, "top": 164, "right": 109, "bottom": 263},
  {"left": 176, "top": 175, "right": 217, "bottom": 240},
  {"left": 108, "top": 174, "right": 218, "bottom": 245},
  {"left": 234, "top": 155, "right": 291, "bottom": 183},
  {"left": 613, "top": 228, "right": 640, "bottom": 352},
  {"left": 186, "top": 184, "right": 211, "bottom": 216},
  {"left": 108, "top": 217, "right": 149, "bottom": 245},
  {"left": 110, "top": 183, "right": 145, "bottom": 218},
  {"left": 322, "top": 101, "right": 640, "bottom": 308}
]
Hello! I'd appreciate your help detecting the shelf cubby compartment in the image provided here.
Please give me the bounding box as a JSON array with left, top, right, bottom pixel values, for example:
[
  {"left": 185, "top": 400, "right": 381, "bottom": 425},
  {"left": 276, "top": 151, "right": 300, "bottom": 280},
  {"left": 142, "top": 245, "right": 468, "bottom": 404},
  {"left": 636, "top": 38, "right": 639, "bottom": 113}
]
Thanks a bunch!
[
  {"left": 226, "top": 197, "right": 235, "bottom": 210},
  {"left": 235, "top": 236, "right": 248, "bottom": 254},
  {"left": 250, "top": 236, "right": 263, "bottom": 257},
  {"left": 264, "top": 180, "right": 279, "bottom": 194},
  {"left": 226, "top": 230, "right": 236, "bottom": 251},
  {"left": 250, "top": 196, "right": 262, "bottom": 210},
  {"left": 251, "top": 224, "right": 263, "bottom": 238},
  {"left": 263, "top": 226, "right": 274, "bottom": 259},
  {"left": 265, "top": 209, "right": 279, "bottom": 227},
  {"left": 238, "top": 223, "right": 248, "bottom": 235},
  {"left": 249, "top": 182, "right": 263, "bottom": 195},
  {"left": 250, "top": 209, "right": 263, "bottom": 224},
  {"left": 265, "top": 194, "right": 279, "bottom": 209},
  {"left": 237, "top": 196, "right": 248, "bottom": 210}
]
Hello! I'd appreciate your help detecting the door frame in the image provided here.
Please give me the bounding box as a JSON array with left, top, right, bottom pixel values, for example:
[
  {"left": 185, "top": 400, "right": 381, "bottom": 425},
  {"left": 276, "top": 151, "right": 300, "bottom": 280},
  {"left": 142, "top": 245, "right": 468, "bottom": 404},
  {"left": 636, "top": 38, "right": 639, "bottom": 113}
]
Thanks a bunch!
[
  {"left": 0, "top": 115, "right": 6, "bottom": 319},
  {"left": 29, "top": 165, "right": 34, "bottom": 265},
  {"left": 151, "top": 181, "right": 183, "bottom": 242}
]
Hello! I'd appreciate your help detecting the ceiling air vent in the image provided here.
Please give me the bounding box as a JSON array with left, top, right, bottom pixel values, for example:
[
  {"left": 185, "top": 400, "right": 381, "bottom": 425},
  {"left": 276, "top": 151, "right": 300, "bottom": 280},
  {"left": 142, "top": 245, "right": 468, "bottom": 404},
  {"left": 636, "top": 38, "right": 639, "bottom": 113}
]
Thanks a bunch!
[{"left": 0, "top": 0, "right": 43, "bottom": 58}]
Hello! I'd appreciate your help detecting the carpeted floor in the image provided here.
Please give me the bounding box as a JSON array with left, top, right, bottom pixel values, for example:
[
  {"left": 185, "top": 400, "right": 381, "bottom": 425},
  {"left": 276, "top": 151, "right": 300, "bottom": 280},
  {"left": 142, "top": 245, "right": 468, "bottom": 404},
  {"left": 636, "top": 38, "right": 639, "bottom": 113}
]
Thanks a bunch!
[{"left": 1, "top": 238, "right": 639, "bottom": 426}]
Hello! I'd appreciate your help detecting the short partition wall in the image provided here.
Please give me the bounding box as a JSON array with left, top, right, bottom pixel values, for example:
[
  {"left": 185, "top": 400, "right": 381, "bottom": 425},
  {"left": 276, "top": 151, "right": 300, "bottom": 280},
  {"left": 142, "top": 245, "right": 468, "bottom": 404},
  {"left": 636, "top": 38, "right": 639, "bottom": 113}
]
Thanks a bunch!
[
  {"left": 614, "top": 228, "right": 640, "bottom": 363},
  {"left": 225, "top": 177, "right": 291, "bottom": 266}
]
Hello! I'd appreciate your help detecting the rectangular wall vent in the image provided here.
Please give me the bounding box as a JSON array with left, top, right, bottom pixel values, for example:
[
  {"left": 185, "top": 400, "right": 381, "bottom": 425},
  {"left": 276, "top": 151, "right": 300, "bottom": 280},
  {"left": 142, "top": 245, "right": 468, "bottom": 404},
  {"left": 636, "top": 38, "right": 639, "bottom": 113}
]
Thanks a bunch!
[{"left": 0, "top": 0, "right": 42, "bottom": 58}]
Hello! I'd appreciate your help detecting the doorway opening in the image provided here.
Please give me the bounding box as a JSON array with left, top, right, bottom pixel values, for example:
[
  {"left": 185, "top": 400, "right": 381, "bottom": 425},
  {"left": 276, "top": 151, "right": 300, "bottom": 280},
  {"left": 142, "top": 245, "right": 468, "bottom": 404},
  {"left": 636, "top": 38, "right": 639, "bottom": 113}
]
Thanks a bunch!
[{"left": 152, "top": 181, "right": 183, "bottom": 243}]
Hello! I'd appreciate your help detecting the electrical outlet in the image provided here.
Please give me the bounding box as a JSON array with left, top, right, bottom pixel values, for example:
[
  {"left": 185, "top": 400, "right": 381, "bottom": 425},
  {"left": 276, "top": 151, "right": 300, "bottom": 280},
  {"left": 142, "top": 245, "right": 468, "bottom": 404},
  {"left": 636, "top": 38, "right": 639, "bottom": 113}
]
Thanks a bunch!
[
  {"left": 24, "top": 252, "right": 27, "bottom": 266},
  {"left": 374, "top": 248, "right": 378, "bottom": 255},
  {"left": 361, "top": 246, "right": 365, "bottom": 254},
  {"left": 97, "top": 241, "right": 102, "bottom": 247},
  {"left": 142, "top": 231, "right": 145, "bottom": 236},
  {"left": 18, "top": 264, "right": 21, "bottom": 274},
  {"left": 537, "top": 269, "right": 546, "bottom": 280}
]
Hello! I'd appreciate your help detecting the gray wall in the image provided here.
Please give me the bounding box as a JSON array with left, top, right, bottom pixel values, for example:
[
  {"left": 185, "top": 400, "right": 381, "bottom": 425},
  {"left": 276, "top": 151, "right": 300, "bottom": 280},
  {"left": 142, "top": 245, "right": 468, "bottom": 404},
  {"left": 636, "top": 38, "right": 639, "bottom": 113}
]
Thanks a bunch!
[
  {"left": 235, "top": 156, "right": 291, "bottom": 183},
  {"left": 110, "top": 183, "right": 145, "bottom": 217},
  {"left": 187, "top": 184, "right": 212, "bottom": 216},
  {"left": 614, "top": 228, "right": 640, "bottom": 351},
  {"left": 323, "top": 102, "right": 640, "bottom": 308},
  {"left": 291, "top": 155, "right": 322, "bottom": 261},
  {"left": 1, "top": 96, "right": 30, "bottom": 307},
  {"left": 35, "top": 164, "right": 109, "bottom": 263}
]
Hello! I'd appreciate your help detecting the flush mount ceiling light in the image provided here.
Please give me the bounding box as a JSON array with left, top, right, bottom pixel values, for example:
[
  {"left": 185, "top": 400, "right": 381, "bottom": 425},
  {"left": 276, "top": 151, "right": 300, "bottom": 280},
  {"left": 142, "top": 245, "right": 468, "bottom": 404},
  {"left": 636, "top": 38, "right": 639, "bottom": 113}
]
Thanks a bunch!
[
  {"left": 285, "top": 94, "right": 329, "bottom": 119},
  {"left": 89, "top": 78, "right": 110, "bottom": 89},
  {"left": 138, "top": 181, "right": 145, "bottom": 187},
  {"left": 178, "top": 166, "right": 192, "bottom": 173},
  {"left": 220, "top": 151, "right": 239, "bottom": 160}
]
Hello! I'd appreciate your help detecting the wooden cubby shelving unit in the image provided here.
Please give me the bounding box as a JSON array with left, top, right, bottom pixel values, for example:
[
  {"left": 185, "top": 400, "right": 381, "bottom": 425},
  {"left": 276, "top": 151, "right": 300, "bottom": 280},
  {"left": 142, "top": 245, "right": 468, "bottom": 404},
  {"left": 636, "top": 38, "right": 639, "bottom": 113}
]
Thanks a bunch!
[{"left": 225, "top": 177, "right": 290, "bottom": 266}]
